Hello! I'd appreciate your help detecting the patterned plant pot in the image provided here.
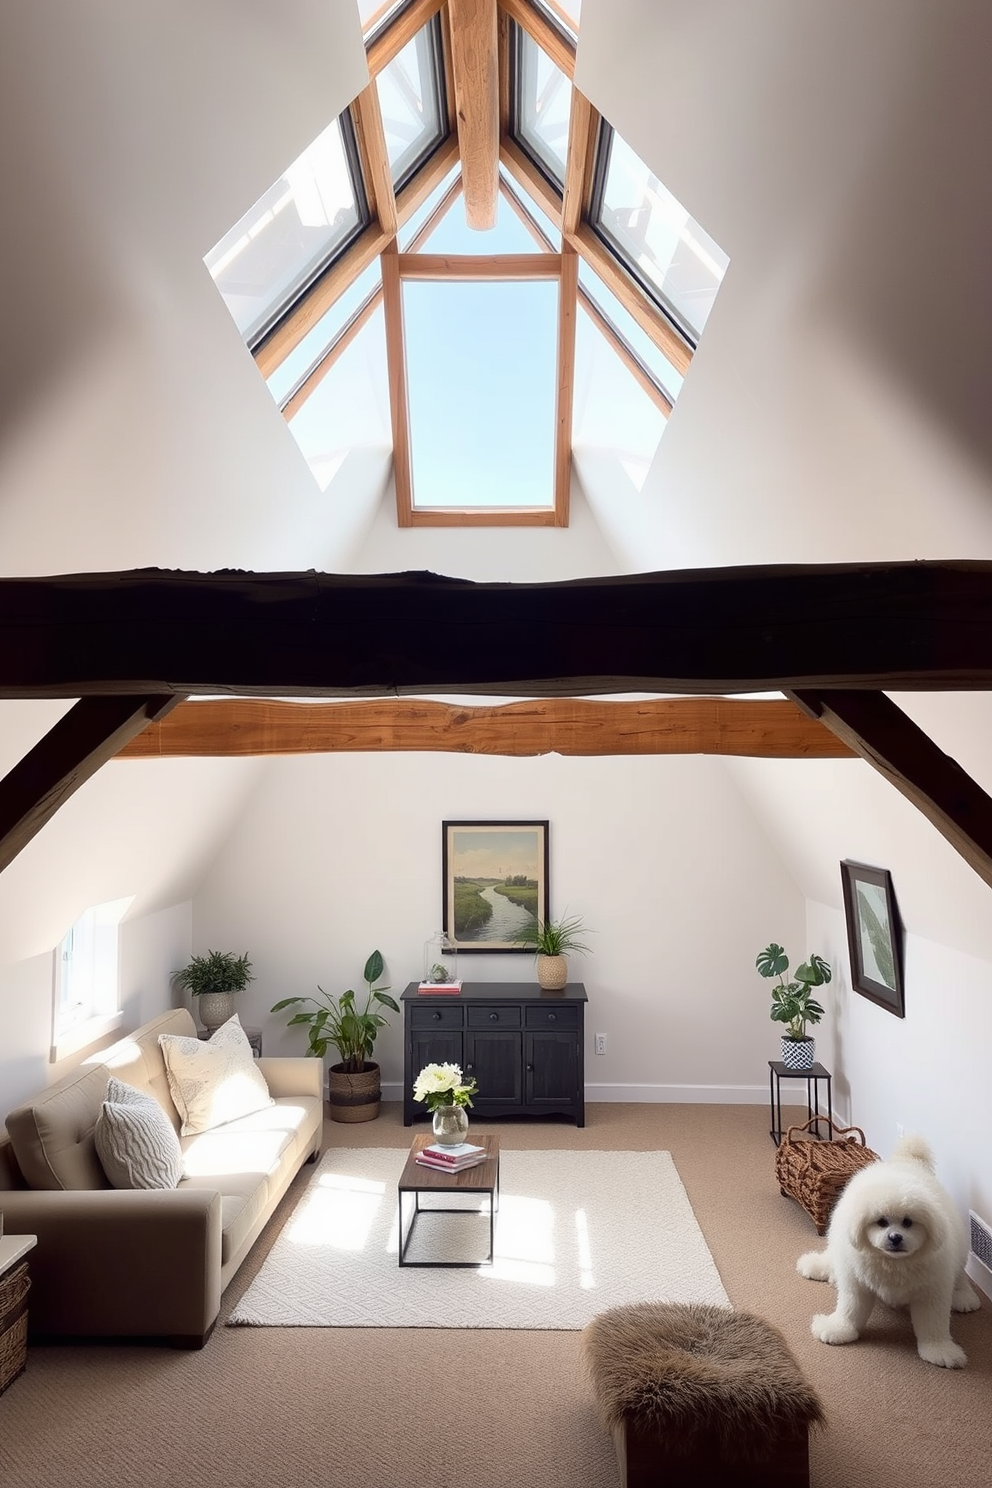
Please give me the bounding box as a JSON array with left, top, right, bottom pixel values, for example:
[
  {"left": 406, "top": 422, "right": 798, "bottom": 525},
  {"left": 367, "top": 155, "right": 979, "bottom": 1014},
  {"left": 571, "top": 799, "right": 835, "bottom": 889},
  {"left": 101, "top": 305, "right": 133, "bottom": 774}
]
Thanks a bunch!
[
  {"left": 537, "top": 954, "right": 568, "bottom": 990},
  {"left": 781, "top": 1036, "right": 815, "bottom": 1070},
  {"left": 197, "top": 992, "right": 235, "bottom": 1032}
]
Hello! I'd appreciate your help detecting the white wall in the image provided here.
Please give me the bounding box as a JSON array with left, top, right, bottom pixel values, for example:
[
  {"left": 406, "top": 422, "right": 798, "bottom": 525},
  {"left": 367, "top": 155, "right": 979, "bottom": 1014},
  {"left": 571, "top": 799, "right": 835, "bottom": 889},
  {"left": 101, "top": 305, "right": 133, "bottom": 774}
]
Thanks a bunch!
[
  {"left": 0, "top": 899, "right": 192, "bottom": 1114},
  {"left": 191, "top": 749, "right": 805, "bottom": 1102}
]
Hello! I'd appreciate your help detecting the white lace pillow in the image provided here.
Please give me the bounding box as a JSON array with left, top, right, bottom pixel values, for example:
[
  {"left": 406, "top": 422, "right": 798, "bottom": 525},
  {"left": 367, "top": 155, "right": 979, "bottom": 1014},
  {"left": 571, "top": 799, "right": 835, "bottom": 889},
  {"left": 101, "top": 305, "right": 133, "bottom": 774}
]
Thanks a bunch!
[
  {"left": 158, "top": 1015, "right": 273, "bottom": 1136},
  {"left": 94, "top": 1076, "right": 183, "bottom": 1189}
]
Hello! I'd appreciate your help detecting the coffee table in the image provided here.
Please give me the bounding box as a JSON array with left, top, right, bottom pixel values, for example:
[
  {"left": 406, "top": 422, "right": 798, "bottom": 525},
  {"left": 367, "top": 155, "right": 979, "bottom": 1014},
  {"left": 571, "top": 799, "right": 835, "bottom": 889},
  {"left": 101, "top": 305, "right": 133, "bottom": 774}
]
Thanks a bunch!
[{"left": 397, "top": 1134, "right": 500, "bottom": 1268}]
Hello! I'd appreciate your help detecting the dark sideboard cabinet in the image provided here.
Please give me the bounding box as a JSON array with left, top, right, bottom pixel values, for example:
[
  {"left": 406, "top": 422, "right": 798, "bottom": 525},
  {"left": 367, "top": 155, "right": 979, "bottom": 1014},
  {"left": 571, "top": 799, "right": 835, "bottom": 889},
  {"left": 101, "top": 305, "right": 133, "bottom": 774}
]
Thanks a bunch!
[{"left": 402, "top": 982, "right": 587, "bottom": 1126}]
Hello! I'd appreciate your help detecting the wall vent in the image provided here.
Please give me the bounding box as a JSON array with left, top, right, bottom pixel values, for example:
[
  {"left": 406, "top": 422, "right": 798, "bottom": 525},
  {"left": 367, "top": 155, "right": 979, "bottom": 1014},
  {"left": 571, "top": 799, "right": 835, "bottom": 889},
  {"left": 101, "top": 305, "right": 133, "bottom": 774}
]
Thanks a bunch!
[{"left": 968, "top": 1210, "right": 992, "bottom": 1275}]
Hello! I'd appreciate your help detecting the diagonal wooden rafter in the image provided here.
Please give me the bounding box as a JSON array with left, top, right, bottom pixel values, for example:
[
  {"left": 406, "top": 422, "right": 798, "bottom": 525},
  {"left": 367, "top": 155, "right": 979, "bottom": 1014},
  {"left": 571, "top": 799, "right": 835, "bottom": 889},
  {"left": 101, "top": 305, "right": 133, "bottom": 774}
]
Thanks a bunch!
[
  {"left": 117, "top": 697, "right": 854, "bottom": 761},
  {"left": 789, "top": 689, "right": 992, "bottom": 893},
  {"left": 0, "top": 694, "right": 184, "bottom": 874},
  {"left": 448, "top": 0, "right": 500, "bottom": 229}
]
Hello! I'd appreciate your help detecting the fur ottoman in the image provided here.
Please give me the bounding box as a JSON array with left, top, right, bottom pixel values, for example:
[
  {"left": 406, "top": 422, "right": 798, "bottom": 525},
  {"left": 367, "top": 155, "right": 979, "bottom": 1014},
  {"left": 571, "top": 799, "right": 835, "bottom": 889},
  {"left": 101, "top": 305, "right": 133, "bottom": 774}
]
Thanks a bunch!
[{"left": 582, "top": 1302, "right": 824, "bottom": 1488}]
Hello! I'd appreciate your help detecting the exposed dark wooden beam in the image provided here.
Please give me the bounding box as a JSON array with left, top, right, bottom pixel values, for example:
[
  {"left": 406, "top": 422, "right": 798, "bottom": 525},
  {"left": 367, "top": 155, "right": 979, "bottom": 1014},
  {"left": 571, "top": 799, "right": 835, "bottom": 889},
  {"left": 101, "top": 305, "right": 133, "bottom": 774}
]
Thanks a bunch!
[
  {"left": 2, "top": 563, "right": 992, "bottom": 699},
  {"left": 118, "top": 697, "right": 854, "bottom": 761},
  {"left": 789, "top": 689, "right": 992, "bottom": 891},
  {"left": 0, "top": 695, "right": 183, "bottom": 873}
]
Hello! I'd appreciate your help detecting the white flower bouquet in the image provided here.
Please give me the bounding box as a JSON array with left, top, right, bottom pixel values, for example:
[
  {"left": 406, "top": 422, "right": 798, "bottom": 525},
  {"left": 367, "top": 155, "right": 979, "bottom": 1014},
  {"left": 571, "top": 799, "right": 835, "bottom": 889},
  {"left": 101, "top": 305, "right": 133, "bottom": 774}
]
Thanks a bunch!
[{"left": 412, "top": 1061, "right": 477, "bottom": 1112}]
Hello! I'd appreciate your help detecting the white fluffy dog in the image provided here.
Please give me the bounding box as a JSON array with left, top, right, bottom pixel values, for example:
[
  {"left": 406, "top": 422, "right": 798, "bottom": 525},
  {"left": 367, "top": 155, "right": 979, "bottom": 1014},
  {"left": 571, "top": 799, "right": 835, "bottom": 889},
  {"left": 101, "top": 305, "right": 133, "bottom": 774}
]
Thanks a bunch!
[{"left": 796, "top": 1134, "right": 980, "bottom": 1367}]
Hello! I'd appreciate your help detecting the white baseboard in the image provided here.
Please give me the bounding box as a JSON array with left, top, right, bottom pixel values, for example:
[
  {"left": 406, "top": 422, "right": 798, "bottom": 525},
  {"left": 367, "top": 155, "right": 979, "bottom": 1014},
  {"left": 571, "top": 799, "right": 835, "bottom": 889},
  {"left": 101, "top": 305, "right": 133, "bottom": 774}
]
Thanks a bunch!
[{"left": 381, "top": 1081, "right": 817, "bottom": 1107}]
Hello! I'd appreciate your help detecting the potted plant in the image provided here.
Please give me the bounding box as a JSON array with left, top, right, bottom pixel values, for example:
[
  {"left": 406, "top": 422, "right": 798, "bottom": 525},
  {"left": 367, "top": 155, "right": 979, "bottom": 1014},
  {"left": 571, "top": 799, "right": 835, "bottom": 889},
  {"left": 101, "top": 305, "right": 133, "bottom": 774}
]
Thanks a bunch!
[
  {"left": 271, "top": 951, "right": 400, "bottom": 1123},
  {"left": 515, "top": 911, "right": 592, "bottom": 991},
  {"left": 175, "top": 949, "right": 254, "bottom": 1032},
  {"left": 755, "top": 942, "right": 832, "bottom": 1070}
]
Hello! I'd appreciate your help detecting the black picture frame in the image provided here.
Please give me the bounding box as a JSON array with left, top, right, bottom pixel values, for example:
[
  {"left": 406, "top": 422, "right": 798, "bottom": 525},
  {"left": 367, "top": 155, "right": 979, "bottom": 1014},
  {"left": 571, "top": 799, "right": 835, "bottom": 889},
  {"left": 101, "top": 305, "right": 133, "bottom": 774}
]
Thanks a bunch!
[
  {"left": 442, "top": 820, "right": 550, "bottom": 952},
  {"left": 840, "top": 860, "right": 905, "bottom": 1017}
]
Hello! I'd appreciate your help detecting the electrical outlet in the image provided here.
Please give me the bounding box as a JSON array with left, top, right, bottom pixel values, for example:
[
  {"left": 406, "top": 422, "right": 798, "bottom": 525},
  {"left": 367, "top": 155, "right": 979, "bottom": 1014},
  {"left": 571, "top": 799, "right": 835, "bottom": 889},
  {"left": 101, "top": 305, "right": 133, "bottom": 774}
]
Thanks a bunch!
[{"left": 595, "top": 1033, "right": 607, "bottom": 1056}]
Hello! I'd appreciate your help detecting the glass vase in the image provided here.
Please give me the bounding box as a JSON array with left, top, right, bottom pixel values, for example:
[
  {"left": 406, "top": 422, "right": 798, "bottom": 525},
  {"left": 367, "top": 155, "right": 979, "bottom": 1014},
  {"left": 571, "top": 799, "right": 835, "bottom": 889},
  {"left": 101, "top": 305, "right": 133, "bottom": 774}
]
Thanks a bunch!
[
  {"left": 432, "top": 1104, "right": 469, "bottom": 1146},
  {"left": 423, "top": 931, "right": 459, "bottom": 987}
]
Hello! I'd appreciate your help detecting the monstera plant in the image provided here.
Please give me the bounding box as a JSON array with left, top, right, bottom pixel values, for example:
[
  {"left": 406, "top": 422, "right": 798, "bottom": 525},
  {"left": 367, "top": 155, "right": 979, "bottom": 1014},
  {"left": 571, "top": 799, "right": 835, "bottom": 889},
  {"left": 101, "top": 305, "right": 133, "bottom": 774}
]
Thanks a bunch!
[{"left": 755, "top": 942, "right": 831, "bottom": 1070}]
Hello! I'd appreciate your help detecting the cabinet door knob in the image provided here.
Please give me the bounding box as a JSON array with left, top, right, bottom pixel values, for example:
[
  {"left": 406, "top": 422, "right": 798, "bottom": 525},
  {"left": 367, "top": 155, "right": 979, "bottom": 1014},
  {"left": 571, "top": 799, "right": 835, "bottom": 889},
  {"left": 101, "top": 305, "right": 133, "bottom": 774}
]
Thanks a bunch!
[
  {"left": 526, "top": 1063, "right": 534, "bottom": 1072},
  {"left": 466, "top": 1064, "right": 475, "bottom": 1073},
  {"left": 548, "top": 1012, "right": 557, "bottom": 1022},
  {"left": 490, "top": 1012, "right": 498, "bottom": 1021},
  {"left": 432, "top": 1011, "right": 441, "bottom": 1021}
]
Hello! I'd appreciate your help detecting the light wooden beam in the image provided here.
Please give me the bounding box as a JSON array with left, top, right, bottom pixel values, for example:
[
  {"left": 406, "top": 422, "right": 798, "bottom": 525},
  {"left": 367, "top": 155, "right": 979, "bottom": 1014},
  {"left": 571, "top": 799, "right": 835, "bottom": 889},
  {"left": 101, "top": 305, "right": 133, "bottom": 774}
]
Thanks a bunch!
[
  {"left": 571, "top": 221, "right": 693, "bottom": 377},
  {"left": 499, "top": 0, "right": 576, "bottom": 78},
  {"left": 352, "top": 83, "right": 399, "bottom": 237},
  {"left": 554, "top": 244, "right": 577, "bottom": 525},
  {"left": 448, "top": 0, "right": 500, "bottom": 228},
  {"left": 367, "top": 0, "right": 444, "bottom": 78},
  {"left": 562, "top": 90, "right": 597, "bottom": 238},
  {"left": 790, "top": 689, "right": 992, "bottom": 893},
  {"left": 0, "top": 695, "right": 183, "bottom": 873},
  {"left": 398, "top": 251, "right": 560, "bottom": 278},
  {"left": 118, "top": 698, "right": 854, "bottom": 761},
  {"left": 381, "top": 241, "right": 414, "bottom": 525}
]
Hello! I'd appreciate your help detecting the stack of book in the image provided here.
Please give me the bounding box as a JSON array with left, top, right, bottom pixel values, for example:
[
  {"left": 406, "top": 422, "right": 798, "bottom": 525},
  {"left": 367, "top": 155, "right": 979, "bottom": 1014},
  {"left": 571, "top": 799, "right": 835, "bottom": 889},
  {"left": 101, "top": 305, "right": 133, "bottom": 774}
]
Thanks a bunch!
[
  {"left": 415, "top": 1141, "right": 487, "bottom": 1172},
  {"left": 417, "top": 980, "right": 464, "bottom": 995}
]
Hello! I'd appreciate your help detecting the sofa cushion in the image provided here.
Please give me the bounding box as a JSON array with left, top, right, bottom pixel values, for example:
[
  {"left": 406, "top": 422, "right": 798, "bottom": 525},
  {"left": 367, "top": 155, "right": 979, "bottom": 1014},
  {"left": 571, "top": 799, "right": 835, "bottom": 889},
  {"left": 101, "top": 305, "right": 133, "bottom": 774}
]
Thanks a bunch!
[
  {"left": 94, "top": 1077, "right": 183, "bottom": 1190},
  {"left": 159, "top": 1016, "right": 274, "bottom": 1136},
  {"left": 5, "top": 1064, "right": 112, "bottom": 1190}
]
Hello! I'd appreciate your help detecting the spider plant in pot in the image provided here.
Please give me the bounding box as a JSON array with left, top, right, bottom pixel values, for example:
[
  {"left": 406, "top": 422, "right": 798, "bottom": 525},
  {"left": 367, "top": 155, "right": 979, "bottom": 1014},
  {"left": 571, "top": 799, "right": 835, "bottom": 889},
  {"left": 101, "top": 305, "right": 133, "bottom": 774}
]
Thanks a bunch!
[
  {"left": 514, "top": 912, "right": 592, "bottom": 991},
  {"left": 271, "top": 951, "right": 400, "bottom": 1123},
  {"left": 755, "top": 942, "right": 831, "bottom": 1070},
  {"left": 175, "top": 949, "right": 254, "bottom": 1033}
]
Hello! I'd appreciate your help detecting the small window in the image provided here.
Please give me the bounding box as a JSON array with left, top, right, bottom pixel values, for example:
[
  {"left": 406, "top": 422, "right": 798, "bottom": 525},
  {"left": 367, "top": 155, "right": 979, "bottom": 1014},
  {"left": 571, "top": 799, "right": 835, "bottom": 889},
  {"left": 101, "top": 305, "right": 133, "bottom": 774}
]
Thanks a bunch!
[
  {"left": 589, "top": 123, "right": 728, "bottom": 346},
  {"left": 375, "top": 14, "right": 448, "bottom": 192},
  {"left": 204, "top": 113, "right": 370, "bottom": 348},
  {"left": 510, "top": 23, "right": 572, "bottom": 194},
  {"left": 53, "top": 897, "right": 133, "bottom": 1061}
]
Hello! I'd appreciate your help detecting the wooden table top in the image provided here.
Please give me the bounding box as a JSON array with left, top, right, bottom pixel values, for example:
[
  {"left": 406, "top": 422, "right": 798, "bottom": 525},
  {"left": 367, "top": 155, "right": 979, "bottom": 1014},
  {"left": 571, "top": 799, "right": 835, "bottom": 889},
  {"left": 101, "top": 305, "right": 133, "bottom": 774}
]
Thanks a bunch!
[{"left": 398, "top": 1134, "right": 499, "bottom": 1191}]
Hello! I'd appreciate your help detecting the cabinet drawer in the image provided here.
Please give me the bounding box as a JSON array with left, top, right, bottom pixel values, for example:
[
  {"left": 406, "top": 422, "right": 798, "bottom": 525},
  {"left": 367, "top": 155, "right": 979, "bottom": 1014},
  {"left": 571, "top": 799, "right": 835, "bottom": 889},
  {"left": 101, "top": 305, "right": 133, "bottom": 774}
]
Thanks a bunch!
[
  {"left": 409, "top": 1003, "right": 464, "bottom": 1029},
  {"left": 525, "top": 1004, "right": 579, "bottom": 1029},
  {"left": 467, "top": 1005, "right": 522, "bottom": 1029}
]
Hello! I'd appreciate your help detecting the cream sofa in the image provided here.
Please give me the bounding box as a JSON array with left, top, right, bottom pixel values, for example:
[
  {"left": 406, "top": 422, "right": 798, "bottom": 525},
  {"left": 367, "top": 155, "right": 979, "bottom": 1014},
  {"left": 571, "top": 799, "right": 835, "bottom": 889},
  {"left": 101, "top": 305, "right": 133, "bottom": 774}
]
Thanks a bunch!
[{"left": 0, "top": 1008, "right": 322, "bottom": 1347}]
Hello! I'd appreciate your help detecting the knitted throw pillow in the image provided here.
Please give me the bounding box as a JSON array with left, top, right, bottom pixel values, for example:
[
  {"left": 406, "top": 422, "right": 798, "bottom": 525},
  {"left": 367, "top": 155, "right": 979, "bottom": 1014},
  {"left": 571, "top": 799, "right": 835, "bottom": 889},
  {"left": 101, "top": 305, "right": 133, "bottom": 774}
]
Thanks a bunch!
[{"left": 94, "top": 1075, "right": 183, "bottom": 1189}]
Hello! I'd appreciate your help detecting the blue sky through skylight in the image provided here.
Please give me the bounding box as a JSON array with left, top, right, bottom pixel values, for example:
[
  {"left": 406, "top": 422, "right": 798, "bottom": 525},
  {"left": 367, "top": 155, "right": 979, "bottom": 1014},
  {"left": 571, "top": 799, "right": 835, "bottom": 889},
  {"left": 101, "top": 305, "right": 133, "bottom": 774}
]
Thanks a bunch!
[{"left": 405, "top": 191, "right": 558, "bottom": 509}]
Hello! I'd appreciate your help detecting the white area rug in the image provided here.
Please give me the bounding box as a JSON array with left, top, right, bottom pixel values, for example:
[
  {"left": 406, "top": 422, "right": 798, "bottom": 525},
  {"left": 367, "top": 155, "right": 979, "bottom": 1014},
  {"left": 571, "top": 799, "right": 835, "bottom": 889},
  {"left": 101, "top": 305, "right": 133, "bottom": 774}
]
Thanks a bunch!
[{"left": 228, "top": 1148, "right": 729, "bottom": 1330}]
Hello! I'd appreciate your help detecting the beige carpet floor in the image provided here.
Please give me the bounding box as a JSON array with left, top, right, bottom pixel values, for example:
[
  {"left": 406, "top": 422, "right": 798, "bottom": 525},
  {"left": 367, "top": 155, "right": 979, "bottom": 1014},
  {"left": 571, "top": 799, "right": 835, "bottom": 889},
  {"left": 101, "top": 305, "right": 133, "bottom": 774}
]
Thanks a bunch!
[{"left": 1, "top": 1100, "right": 991, "bottom": 1488}]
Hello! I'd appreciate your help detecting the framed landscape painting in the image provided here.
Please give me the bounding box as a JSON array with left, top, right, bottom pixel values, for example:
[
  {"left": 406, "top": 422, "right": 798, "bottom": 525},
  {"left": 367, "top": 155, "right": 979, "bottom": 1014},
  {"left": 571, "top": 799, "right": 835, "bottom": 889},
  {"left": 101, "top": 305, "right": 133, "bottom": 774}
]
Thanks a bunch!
[
  {"left": 840, "top": 860, "right": 905, "bottom": 1017},
  {"left": 442, "top": 820, "right": 549, "bottom": 952}
]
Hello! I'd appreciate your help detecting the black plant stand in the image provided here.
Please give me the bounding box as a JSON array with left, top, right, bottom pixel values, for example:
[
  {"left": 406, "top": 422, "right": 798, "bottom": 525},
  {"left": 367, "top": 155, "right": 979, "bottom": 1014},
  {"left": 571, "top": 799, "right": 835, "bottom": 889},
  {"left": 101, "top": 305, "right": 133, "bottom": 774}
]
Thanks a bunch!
[{"left": 768, "top": 1061, "right": 833, "bottom": 1145}]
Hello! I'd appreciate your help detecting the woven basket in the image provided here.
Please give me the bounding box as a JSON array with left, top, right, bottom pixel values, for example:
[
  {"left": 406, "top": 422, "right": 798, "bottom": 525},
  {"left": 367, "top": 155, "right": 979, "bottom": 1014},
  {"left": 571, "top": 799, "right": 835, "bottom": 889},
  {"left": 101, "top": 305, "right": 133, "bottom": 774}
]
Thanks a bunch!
[
  {"left": 775, "top": 1118, "right": 879, "bottom": 1235},
  {"left": 0, "top": 1260, "right": 30, "bottom": 1396}
]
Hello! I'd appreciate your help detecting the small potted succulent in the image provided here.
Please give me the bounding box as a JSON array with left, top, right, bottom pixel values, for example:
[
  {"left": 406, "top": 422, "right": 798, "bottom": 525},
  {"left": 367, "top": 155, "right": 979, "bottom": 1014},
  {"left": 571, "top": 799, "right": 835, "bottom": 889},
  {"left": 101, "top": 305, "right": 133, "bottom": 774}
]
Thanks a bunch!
[
  {"left": 755, "top": 942, "right": 831, "bottom": 1070},
  {"left": 175, "top": 949, "right": 254, "bottom": 1032},
  {"left": 271, "top": 951, "right": 400, "bottom": 1123},
  {"left": 515, "top": 911, "right": 592, "bottom": 990}
]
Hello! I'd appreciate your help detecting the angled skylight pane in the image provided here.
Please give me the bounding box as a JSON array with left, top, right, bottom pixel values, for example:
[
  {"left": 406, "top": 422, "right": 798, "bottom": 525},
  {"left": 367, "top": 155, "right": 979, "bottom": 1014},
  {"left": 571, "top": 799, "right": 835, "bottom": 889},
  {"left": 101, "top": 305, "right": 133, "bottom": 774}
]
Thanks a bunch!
[
  {"left": 205, "top": 116, "right": 367, "bottom": 347},
  {"left": 500, "top": 169, "right": 561, "bottom": 249},
  {"left": 360, "top": 0, "right": 408, "bottom": 39},
  {"left": 573, "top": 313, "right": 666, "bottom": 491},
  {"left": 267, "top": 258, "right": 382, "bottom": 407},
  {"left": 512, "top": 25, "right": 572, "bottom": 191},
  {"left": 399, "top": 164, "right": 461, "bottom": 249},
  {"left": 592, "top": 125, "right": 728, "bottom": 344},
  {"left": 420, "top": 183, "right": 542, "bottom": 256},
  {"left": 375, "top": 18, "right": 446, "bottom": 191},
  {"left": 286, "top": 306, "right": 391, "bottom": 490},
  {"left": 530, "top": 0, "right": 580, "bottom": 40},
  {"left": 577, "top": 260, "right": 683, "bottom": 402},
  {"left": 404, "top": 281, "right": 557, "bottom": 509}
]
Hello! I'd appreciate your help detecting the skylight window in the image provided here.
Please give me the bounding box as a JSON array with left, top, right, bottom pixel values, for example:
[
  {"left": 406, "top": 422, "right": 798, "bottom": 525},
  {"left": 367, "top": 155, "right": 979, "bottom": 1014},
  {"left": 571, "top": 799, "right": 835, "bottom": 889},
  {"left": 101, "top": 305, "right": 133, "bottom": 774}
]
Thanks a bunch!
[
  {"left": 511, "top": 24, "right": 572, "bottom": 193},
  {"left": 589, "top": 124, "right": 728, "bottom": 346},
  {"left": 204, "top": 113, "right": 369, "bottom": 348},
  {"left": 404, "top": 278, "right": 558, "bottom": 510},
  {"left": 375, "top": 15, "right": 447, "bottom": 192}
]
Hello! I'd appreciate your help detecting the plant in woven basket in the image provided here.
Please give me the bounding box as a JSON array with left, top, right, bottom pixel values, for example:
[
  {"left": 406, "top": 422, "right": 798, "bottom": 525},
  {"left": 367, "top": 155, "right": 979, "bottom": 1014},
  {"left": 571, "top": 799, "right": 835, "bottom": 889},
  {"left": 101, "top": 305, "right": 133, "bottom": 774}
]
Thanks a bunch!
[
  {"left": 271, "top": 951, "right": 399, "bottom": 1073},
  {"left": 755, "top": 943, "right": 831, "bottom": 1040}
]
